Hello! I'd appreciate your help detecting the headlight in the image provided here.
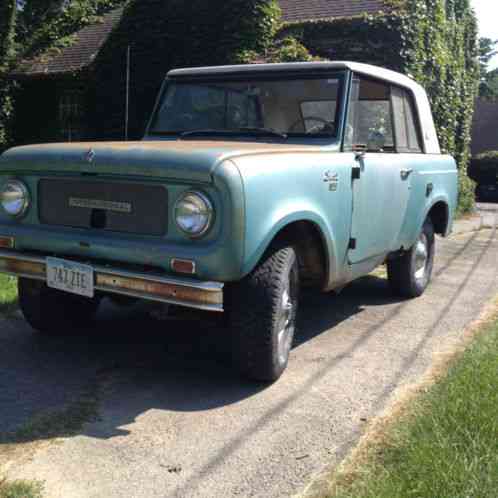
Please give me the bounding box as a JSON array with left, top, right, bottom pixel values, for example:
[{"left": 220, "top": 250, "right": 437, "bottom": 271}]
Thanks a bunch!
[
  {"left": 0, "top": 180, "right": 30, "bottom": 218},
  {"left": 175, "top": 191, "right": 213, "bottom": 237}
]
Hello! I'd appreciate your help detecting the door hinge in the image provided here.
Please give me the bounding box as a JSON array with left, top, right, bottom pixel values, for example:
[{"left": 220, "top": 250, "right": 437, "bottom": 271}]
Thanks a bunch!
[
  {"left": 349, "top": 238, "right": 357, "bottom": 250},
  {"left": 352, "top": 166, "right": 361, "bottom": 180}
]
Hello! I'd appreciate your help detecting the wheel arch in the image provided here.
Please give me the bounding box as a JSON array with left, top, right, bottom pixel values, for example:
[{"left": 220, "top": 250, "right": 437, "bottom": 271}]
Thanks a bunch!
[
  {"left": 426, "top": 199, "right": 450, "bottom": 236},
  {"left": 242, "top": 214, "right": 334, "bottom": 289}
]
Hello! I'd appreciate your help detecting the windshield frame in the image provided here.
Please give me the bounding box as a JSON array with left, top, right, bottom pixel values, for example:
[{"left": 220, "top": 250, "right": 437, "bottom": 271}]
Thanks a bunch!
[{"left": 145, "top": 70, "right": 347, "bottom": 144}]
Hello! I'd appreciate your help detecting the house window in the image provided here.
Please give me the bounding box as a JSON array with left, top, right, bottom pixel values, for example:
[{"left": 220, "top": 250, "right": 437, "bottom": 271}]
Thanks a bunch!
[{"left": 59, "top": 90, "right": 85, "bottom": 141}]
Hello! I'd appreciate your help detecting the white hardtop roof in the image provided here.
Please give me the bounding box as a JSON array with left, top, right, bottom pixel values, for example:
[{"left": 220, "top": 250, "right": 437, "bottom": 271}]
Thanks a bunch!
[
  {"left": 168, "top": 61, "right": 423, "bottom": 93},
  {"left": 167, "top": 61, "right": 441, "bottom": 154}
]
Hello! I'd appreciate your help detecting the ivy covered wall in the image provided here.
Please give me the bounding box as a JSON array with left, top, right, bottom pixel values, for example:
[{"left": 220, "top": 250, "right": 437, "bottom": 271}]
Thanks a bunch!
[
  {"left": 399, "top": 0, "right": 479, "bottom": 213},
  {"left": 280, "top": 0, "right": 479, "bottom": 212},
  {"left": 90, "top": 0, "right": 281, "bottom": 140}
]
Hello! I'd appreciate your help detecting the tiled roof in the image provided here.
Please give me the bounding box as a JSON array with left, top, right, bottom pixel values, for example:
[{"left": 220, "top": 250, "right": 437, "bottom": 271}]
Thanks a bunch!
[
  {"left": 13, "top": 8, "right": 124, "bottom": 77},
  {"left": 279, "top": 0, "right": 387, "bottom": 22},
  {"left": 13, "top": 1, "right": 388, "bottom": 77}
]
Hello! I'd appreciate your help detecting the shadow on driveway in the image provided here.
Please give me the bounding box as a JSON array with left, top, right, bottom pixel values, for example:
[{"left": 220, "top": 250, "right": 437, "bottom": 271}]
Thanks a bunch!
[{"left": 0, "top": 274, "right": 398, "bottom": 443}]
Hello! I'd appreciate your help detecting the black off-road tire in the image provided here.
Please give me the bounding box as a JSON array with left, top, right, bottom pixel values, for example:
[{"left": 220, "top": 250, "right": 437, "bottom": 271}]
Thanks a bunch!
[
  {"left": 387, "top": 218, "right": 435, "bottom": 298},
  {"left": 18, "top": 277, "right": 100, "bottom": 335},
  {"left": 227, "top": 244, "right": 299, "bottom": 382}
]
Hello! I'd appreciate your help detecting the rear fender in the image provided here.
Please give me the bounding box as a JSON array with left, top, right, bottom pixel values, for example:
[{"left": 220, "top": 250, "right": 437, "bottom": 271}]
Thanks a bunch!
[{"left": 411, "top": 195, "right": 452, "bottom": 247}]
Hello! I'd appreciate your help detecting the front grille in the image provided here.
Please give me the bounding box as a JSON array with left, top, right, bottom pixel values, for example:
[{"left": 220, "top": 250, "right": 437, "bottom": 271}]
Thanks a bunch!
[{"left": 38, "top": 179, "right": 168, "bottom": 236}]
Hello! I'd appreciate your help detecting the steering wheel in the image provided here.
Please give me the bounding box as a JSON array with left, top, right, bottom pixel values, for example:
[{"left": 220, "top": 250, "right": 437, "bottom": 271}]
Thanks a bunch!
[{"left": 288, "top": 116, "right": 334, "bottom": 134}]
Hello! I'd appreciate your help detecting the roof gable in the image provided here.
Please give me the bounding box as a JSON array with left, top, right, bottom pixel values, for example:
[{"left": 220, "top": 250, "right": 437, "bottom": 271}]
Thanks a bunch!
[
  {"left": 279, "top": 0, "right": 388, "bottom": 22},
  {"left": 13, "top": 8, "right": 124, "bottom": 77}
]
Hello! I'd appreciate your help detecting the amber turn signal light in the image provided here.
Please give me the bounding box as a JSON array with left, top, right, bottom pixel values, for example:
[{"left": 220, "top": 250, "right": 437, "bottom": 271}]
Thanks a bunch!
[
  {"left": 0, "top": 237, "right": 14, "bottom": 249},
  {"left": 171, "top": 258, "right": 196, "bottom": 275}
]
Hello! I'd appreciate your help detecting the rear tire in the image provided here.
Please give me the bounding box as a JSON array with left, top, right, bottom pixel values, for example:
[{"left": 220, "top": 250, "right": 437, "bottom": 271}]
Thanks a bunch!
[
  {"left": 227, "top": 244, "right": 299, "bottom": 382},
  {"left": 387, "top": 218, "right": 435, "bottom": 298},
  {"left": 18, "top": 278, "right": 100, "bottom": 335}
]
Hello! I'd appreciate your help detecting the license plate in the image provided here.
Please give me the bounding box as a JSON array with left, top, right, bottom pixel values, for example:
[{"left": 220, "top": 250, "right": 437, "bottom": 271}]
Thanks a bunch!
[{"left": 46, "top": 257, "right": 94, "bottom": 298}]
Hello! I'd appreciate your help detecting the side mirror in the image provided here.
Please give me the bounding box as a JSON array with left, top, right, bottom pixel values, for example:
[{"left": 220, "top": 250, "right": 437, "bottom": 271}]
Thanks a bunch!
[{"left": 367, "top": 130, "right": 386, "bottom": 152}]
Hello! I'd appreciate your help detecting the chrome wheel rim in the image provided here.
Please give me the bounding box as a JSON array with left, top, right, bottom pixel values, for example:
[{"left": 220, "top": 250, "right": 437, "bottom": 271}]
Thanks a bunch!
[
  {"left": 414, "top": 233, "right": 429, "bottom": 281},
  {"left": 277, "top": 284, "right": 296, "bottom": 366}
]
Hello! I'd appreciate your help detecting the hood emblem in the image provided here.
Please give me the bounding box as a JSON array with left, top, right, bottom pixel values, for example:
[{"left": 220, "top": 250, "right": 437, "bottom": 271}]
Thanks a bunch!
[{"left": 85, "top": 148, "right": 96, "bottom": 163}]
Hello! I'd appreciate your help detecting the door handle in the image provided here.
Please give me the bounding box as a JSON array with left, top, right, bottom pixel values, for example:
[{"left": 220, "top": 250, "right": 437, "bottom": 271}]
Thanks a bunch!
[{"left": 400, "top": 168, "right": 413, "bottom": 180}]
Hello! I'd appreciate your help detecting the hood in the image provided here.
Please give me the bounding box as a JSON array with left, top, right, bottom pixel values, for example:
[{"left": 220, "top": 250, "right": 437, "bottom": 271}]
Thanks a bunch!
[{"left": 0, "top": 140, "right": 322, "bottom": 183}]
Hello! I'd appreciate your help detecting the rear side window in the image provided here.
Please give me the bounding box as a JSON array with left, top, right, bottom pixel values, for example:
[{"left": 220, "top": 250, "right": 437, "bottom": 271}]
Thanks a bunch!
[
  {"left": 345, "top": 75, "right": 424, "bottom": 154},
  {"left": 345, "top": 77, "right": 395, "bottom": 152},
  {"left": 391, "top": 86, "right": 422, "bottom": 153}
]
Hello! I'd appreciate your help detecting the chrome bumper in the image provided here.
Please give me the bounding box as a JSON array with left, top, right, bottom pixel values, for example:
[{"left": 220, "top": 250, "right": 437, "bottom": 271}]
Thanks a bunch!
[{"left": 0, "top": 249, "right": 224, "bottom": 312}]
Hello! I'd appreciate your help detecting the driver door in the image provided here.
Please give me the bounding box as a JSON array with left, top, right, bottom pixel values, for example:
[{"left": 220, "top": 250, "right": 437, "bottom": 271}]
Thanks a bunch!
[{"left": 346, "top": 76, "right": 413, "bottom": 264}]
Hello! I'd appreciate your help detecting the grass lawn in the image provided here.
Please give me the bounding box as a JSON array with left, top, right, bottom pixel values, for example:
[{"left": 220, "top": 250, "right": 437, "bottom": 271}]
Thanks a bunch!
[
  {"left": 0, "top": 275, "right": 18, "bottom": 316},
  {"left": 327, "top": 315, "right": 498, "bottom": 498},
  {"left": 0, "top": 479, "right": 42, "bottom": 498}
]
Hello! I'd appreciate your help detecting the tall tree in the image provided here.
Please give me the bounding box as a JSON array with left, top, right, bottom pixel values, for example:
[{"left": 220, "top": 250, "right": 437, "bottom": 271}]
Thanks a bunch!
[
  {"left": 16, "top": 0, "right": 66, "bottom": 44},
  {"left": 0, "top": 0, "right": 18, "bottom": 149},
  {"left": 479, "top": 37, "right": 498, "bottom": 99},
  {"left": 0, "top": 0, "right": 18, "bottom": 69}
]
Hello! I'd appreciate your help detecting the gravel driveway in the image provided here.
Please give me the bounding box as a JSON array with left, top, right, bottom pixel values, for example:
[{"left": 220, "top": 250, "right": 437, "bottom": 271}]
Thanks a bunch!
[{"left": 2, "top": 206, "right": 498, "bottom": 498}]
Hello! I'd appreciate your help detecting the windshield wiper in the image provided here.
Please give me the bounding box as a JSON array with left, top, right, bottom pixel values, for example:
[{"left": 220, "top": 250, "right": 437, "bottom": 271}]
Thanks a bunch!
[
  {"left": 179, "top": 129, "right": 233, "bottom": 138},
  {"left": 179, "top": 127, "right": 287, "bottom": 140},
  {"left": 236, "top": 127, "right": 288, "bottom": 139}
]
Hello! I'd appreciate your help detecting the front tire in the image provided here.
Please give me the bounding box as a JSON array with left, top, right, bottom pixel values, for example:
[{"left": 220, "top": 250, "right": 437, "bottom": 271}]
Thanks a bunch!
[
  {"left": 227, "top": 244, "right": 299, "bottom": 382},
  {"left": 387, "top": 218, "right": 435, "bottom": 298},
  {"left": 18, "top": 278, "right": 100, "bottom": 335}
]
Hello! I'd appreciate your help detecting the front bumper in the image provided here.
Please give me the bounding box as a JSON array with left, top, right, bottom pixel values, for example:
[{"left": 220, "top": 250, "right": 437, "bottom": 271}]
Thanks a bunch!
[{"left": 0, "top": 249, "right": 224, "bottom": 312}]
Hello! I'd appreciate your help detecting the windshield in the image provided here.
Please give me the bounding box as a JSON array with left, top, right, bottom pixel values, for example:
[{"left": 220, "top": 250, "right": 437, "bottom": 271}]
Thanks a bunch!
[{"left": 149, "top": 75, "right": 343, "bottom": 139}]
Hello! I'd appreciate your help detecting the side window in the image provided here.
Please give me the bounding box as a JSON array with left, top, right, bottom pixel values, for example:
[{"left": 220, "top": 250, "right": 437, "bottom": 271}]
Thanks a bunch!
[
  {"left": 345, "top": 77, "right": 395, "bottom": 152},
  {"left": 391, "top": 86, "right": 422, "bottom": 153}
]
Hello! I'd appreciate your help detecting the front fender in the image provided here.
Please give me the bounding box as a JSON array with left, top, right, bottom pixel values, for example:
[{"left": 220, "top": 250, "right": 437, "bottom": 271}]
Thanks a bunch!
[
  {"left": 241, "top": 209, "right": 338, "bottom": 284},
  {"left": 230, "top": 151, "right": 354, "bottom": 288}
]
